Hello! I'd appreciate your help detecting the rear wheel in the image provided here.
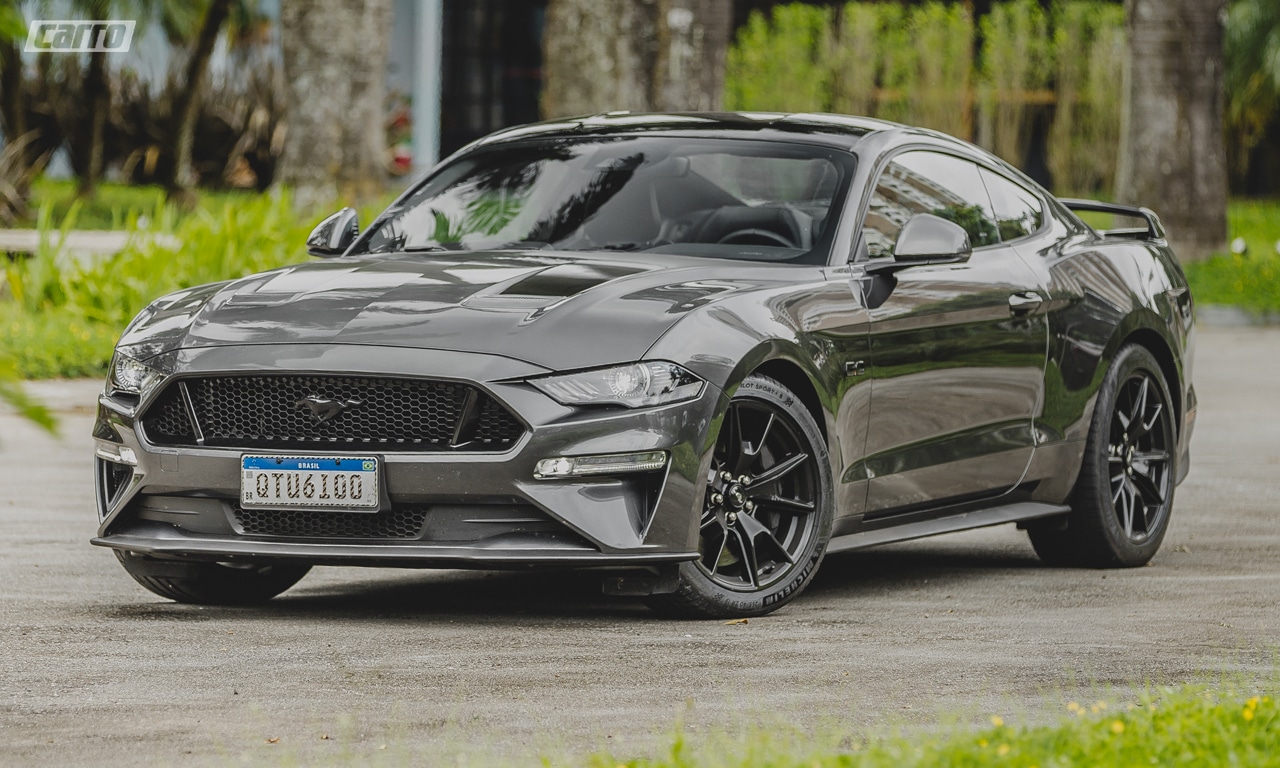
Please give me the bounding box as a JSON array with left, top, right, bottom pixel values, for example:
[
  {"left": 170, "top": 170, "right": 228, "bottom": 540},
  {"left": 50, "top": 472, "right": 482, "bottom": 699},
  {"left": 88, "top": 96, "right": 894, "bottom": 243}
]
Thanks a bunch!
[
  {"left": 1028, "top": 344, "right": 1176, "bottom": 567},
  {"left": 649, "top": 375, "right": 833, "bottom": 618},
  {"left": 115, "top": 551, "right": 310, "bottom": 605}
]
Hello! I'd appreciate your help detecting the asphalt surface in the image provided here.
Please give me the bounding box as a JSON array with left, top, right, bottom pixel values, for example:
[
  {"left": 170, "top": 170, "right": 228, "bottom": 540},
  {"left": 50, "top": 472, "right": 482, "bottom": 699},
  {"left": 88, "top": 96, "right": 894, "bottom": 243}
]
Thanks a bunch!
[{"left": 2, "top": 325, "right": 1278, "bottom": 766}]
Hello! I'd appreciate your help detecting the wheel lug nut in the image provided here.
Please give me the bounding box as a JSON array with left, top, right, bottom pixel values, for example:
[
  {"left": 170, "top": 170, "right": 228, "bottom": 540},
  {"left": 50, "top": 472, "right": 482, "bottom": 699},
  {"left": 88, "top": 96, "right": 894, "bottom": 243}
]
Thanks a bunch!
[
  {"left": 738, "top": 475, "right": 751, "bottom": 486},
  {"left": 720, "top": 471, "right": 733, "bottom": 482},
  {"left": 710, "top": 492, "right": 723, "bottom": 505},
  {"left": 744, "top": 500, "right": 755, "bottom": 511},
  {"left": 727, "top": 513, "right": 738, "bottom": 525}
]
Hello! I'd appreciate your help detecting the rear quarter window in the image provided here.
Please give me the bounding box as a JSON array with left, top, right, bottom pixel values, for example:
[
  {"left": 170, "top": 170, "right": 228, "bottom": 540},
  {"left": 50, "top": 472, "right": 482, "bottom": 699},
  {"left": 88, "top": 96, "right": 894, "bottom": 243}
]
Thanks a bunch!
[{"left": 980, "top": 168, "right": 1045, "bottom": 241}]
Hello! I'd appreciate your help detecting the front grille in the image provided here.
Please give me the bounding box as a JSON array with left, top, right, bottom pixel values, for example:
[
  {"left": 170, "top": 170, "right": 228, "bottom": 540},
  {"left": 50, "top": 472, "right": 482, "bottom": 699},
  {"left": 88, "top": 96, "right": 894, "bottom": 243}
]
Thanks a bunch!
[
  {"left": 143, "top": 389, "right": 197, "bottom": 442},
  {"left": 141, "top": 375, "right": 525, "bottom": 452},
  {"left": 232, "top": 502, "right": 428, "bottom": 539}
]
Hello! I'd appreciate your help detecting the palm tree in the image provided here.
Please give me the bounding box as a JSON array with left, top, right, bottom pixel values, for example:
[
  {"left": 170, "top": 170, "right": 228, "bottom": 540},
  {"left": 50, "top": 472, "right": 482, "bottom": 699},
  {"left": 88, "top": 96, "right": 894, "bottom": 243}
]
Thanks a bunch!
[
  {"left": 1117, "top": 0, "right": 1228, "bottom": 262},
  {"left": 542, "top": 0, "right": 732, "bottom": 118},
  {"left": 277, "top": 0, "right": 393, "bottom": 211},
  {"left": 161, "top": 0, "right": 267, "bottom": 205}
]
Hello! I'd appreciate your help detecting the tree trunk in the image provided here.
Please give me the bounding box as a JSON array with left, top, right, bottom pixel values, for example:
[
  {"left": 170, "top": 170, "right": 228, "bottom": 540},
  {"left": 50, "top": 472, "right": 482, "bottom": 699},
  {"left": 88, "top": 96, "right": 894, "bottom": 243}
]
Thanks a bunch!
[
  {"left": 78, "top": 47, "right": 107, "bottom": 197},
  {"left": 0, "top": 36, "right": 29, "bottom": 169},
  {"left": 655, "top": 0, "right": 732, "bottom": 111},
  {"left": 277, "top": 0, "right": 392, "bottom": 213},
  {"left": 164, "top": 0, "right": 233, "bottom": 205},
  {"left": 542, "top": 0, "right": 731, "bottom": 118},
  {"left": 1116, "top": 0, "right": 1228, "bottom": 262},
  {"left": 76, "top": 0, "right": 110, "bottom": 197}
]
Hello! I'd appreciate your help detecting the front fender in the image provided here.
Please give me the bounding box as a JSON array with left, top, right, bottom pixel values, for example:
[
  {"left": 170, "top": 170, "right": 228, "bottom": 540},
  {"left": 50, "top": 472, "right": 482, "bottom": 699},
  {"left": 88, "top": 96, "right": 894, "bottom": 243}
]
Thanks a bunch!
[{"left": 644, "top": 277, "right": 869, "bottom": 525}]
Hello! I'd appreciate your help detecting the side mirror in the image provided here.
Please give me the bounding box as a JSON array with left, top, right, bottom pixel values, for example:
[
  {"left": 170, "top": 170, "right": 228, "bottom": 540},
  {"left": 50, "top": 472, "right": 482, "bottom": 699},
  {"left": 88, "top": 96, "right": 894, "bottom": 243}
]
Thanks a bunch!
[
  {"left": 863, "top": 214, "right": 972, "bottom": 275},
  {"left": 893, "top": 213, "right": 971, "bottom": 264},
  {"left": 306, "top": 208, "right": 360, "bottom": 257}
]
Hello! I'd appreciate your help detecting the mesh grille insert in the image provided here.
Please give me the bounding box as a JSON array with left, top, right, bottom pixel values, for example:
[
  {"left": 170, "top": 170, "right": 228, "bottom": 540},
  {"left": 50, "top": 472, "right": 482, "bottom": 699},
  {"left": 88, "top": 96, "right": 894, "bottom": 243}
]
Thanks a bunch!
[
  {"left": 232, "top": 503, "right": 428, "bottom": 539},
  {"left": 143, "top": 386, "right": 197, "bottom": 443},
  {"left": 141, "top": 375, "right": 524, "bottom": 452}
]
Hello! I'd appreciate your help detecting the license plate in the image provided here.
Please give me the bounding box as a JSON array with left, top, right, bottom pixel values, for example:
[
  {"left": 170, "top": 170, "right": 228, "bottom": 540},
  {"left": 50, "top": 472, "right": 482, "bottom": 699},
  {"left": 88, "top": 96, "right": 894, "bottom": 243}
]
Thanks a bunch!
[{"left": 241, "top": 455, "right": 379, "bottom": 510}]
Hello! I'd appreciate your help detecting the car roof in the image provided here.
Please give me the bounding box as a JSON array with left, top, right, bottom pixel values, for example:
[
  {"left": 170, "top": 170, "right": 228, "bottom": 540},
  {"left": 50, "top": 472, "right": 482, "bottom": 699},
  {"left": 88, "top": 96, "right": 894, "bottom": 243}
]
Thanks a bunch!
[{"left": 471, "top": 111, "right": 903, "bottom": 151}]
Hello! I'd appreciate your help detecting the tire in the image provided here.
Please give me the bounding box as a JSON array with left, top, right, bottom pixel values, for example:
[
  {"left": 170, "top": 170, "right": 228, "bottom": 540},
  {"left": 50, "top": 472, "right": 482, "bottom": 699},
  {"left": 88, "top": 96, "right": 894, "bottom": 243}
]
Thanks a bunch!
[
  {"left": 115, "top": 551, "right": 310, "bottom": 605},
  {"left": 649, "top": 374, "right": 834, "bottom": 618},
  {"left": 1027, "top": 344, "right": 1177, "bottom": 567}
]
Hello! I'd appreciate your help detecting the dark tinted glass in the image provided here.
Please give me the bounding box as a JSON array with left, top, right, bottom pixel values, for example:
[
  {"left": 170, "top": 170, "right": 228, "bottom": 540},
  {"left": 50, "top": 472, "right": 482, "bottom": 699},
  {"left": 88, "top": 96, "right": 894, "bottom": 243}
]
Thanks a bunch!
[
  {"left": 981, "top": 168, "right": 1044, "bottom": 241},
  {"left": 861, "top": 151, "right": 999, "bottom": 258},
  {"left": 355, "top": 137, "right": 852, "bottom": 264}
]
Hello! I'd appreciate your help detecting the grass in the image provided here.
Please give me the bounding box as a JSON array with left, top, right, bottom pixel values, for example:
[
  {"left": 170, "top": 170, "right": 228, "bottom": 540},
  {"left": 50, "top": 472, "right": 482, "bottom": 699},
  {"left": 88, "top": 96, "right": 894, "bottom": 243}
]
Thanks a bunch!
[
  {"left": 588, "top": 685, "right": 1278, "bottom": 768},
  {"left": 1184, "top": 198, "right": 1280, "bottom": 315},
  {"left": 22, "top": 177, "right": 258, "bottom": 230}
]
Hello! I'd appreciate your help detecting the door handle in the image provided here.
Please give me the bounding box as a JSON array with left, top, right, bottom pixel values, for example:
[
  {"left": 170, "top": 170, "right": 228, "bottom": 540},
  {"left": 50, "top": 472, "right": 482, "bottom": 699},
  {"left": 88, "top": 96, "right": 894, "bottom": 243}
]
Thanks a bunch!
[{"left": 1008, "top": 291, "right": 1043, "bottom": 315}]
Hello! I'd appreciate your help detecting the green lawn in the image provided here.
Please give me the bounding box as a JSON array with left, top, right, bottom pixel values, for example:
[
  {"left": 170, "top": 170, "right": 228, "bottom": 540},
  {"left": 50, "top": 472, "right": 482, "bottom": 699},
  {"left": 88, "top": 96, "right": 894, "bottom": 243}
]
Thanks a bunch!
[
  {"left": 1183, "top": 199, "right": 1280, "bottom": 315},
  {"left": 589, "top": 686, "right": 1277, "bottom": 768}
]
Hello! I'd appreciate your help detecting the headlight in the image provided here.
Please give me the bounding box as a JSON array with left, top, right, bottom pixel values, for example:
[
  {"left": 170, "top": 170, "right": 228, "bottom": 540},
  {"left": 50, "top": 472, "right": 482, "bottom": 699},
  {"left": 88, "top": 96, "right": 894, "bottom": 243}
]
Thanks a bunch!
[
  {"left": 531, "top": 362, "right": 704, "bottom": 408},
  {"left": 109, "top": 351, "right": 166, "bottom": 397}
]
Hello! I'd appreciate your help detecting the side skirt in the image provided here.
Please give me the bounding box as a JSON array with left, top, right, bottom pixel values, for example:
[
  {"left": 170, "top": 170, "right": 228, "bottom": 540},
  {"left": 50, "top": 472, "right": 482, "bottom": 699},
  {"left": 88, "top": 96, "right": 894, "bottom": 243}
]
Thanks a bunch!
[{"left": 826, "top": 501, "right": 1070, "bottom": 554}]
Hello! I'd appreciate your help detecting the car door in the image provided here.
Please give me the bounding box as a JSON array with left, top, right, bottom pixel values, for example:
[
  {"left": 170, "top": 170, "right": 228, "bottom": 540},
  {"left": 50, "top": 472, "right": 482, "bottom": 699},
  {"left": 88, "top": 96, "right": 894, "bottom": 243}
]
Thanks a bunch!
[{"left": 856, "top": 150, "right": 1048, "bottom": 518}]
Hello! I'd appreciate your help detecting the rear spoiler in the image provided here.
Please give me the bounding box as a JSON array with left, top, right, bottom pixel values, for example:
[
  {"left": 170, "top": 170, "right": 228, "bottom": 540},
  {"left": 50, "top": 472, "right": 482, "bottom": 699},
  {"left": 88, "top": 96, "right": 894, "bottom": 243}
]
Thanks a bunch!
[{"left": 1059, "top": 199, "right": 1166, "bottom": 241}]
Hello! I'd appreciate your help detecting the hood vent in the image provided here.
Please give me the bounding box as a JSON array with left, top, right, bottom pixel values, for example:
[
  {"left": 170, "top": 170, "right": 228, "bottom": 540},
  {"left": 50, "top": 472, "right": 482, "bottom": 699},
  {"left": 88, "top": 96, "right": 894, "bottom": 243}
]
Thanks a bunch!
[{"left": 498, "top": 263, "right": 644, "bottom": 298}]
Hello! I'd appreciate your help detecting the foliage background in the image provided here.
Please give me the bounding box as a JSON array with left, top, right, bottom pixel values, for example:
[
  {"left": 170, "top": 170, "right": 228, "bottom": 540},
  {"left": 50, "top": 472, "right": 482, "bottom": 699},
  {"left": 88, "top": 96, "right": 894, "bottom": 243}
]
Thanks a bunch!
[{"left": 726, "top": 0, "right": 1267, "bottom": 200}]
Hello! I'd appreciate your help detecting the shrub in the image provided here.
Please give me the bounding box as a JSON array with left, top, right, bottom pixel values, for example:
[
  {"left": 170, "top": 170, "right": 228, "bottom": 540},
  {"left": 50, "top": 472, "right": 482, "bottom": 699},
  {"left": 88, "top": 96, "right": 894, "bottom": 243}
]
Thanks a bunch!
[
  {"left": 0, "top": 192, "right": 320, "bottom": 378},
  {"left": 827, "top": 3, "right": 900, "bottom": 119},
  {"left": 977, "top": 0, "right": 1052, "bottom": 165},
  {"left": 724, "top": 1, "right": 1130, "bottom": 196},
  {"left": 880, "top": 2, "right": 974, "bottom": 138},
  {"left": 1047, "top": 2, "right": 1127, "bottom": 196},
  {"left": 725, "top": 5, "right": 831, "bottom": 113}
]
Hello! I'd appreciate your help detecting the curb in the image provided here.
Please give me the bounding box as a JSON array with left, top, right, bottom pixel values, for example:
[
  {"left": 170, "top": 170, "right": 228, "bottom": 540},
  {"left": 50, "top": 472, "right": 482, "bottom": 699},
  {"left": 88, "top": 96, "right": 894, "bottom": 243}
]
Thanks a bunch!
[
  {"left": 1197, "top": 304, "right": 1280, "bottom": 328},
  {"left": 17, "top": 378, "right": 103, "bottom": 414}
]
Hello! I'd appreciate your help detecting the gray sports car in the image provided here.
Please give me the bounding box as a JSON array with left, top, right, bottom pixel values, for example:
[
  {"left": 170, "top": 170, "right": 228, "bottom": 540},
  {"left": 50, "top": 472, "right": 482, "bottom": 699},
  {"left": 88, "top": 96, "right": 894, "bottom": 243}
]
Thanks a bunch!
[{"left": 93, "top": 112, "right": 1195, "bottom": 617}]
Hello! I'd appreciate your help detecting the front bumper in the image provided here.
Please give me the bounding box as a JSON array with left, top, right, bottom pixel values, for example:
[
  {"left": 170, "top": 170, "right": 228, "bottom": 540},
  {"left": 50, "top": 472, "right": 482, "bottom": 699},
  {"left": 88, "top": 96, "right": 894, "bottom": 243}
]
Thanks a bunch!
[{"left": 92, "top": 344, "right": 719, "bottom": 568}]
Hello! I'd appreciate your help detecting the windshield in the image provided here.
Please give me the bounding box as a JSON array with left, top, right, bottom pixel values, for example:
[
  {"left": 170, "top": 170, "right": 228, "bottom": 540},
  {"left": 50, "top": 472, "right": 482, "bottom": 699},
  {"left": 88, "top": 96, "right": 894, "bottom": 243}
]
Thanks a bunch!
[{"left": 355, "top": 136, "right": 853, "bottom": 264}]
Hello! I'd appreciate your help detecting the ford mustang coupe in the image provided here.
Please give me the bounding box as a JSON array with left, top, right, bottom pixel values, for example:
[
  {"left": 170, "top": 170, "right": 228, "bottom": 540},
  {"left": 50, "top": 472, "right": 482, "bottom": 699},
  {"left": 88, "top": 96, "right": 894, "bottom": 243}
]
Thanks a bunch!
[{"left": 92, "top": 112, "right": 1195, "bottom": 617}]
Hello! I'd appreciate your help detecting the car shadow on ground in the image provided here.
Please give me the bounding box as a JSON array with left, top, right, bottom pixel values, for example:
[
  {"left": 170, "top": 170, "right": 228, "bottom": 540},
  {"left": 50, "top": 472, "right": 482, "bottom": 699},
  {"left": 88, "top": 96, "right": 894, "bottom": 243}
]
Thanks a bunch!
[
  {"left": 96, "top": 539, "right": 1049, "bottom": 623},
  {"left": 808, "top": 541, "right": 1044, "bottom": 598}
]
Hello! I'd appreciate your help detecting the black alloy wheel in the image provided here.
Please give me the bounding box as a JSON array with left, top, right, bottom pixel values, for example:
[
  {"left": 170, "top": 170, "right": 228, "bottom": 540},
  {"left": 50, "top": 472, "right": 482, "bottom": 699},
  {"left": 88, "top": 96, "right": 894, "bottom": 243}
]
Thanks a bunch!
[
  {"left": 650, "top": 375, "right": 833, "bottom": 618},
  {"left": 1106, "top": 369, "right": 1173, "bottom": 543},
  {"left": 1028, "top": 344, "right": 1176, "bottom": 567}
]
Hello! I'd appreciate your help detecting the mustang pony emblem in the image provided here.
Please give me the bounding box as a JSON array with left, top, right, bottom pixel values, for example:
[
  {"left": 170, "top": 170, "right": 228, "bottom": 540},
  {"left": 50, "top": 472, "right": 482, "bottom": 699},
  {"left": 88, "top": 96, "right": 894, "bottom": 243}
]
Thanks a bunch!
[{"left": 295, "top": 395, "right": 363, "bottom": 423}]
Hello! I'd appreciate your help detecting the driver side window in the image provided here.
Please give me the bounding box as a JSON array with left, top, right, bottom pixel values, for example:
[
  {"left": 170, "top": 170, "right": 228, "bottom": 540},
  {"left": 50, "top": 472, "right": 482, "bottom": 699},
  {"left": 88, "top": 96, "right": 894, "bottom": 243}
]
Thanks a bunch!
[{"left": 861, "top": 151, "right": 1000, "bottom": 259}]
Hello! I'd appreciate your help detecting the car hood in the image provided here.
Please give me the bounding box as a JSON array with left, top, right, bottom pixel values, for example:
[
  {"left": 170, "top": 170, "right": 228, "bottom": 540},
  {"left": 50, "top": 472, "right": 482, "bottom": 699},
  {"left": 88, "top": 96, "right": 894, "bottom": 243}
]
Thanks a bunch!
[{"left": 119, "top": 250, "right": 784, "bottom": 371}]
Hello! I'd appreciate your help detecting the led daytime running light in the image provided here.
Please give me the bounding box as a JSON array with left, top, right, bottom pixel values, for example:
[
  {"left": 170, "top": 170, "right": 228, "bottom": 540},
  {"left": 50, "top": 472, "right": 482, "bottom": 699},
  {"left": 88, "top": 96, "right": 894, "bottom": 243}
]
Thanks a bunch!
[{"left": 534, "top": 451, "right": 668, "bottom": 479}]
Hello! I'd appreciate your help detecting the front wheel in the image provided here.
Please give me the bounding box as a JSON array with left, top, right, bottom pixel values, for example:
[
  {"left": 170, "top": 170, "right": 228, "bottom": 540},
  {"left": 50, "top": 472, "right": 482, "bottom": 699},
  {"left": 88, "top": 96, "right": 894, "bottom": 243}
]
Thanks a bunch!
[
  {"left": 1028, "top": 344, "right": 1176, "bottom": 567},
  {"left": 649, "top": 374, "right": 834, "bottom": 618},
  {"left": 115, "top": 551, "right": 311, "bottom": 604}
]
